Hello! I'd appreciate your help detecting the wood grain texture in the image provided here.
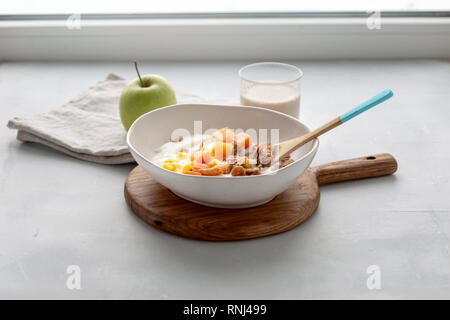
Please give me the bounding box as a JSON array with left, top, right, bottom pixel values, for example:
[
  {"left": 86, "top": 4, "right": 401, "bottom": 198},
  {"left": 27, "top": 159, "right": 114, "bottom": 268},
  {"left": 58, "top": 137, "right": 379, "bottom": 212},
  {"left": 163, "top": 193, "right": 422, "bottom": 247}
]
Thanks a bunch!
[
  {"left": 124, "top": 166, "right": 320, "bottom": 241},
  {"left": 124, "top": 153, "right": 397, "bottom": 241},
  {"left": 313, "top": 153, "right": 398, "bottom": 185}
]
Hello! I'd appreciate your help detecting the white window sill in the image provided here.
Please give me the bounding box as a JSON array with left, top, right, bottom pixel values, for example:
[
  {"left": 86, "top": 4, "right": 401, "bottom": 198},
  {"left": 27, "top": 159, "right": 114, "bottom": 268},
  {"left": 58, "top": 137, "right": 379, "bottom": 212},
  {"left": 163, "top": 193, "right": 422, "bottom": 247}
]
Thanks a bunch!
[{"left": 1, "top": 17, "right": 450, "bottom": 60}]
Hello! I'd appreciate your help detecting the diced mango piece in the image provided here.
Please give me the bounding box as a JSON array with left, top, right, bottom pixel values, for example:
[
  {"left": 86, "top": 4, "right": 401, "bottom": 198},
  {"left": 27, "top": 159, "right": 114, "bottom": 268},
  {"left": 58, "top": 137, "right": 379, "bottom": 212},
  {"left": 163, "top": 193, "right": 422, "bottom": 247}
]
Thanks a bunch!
[
  {"left": 207, "top": 159, "right": 219, "bottom": 168},
  {"left": 182, "top": 162, "right": 194, "bottom": 173},
  {"left": 243, "top": 157, "right": 253, "bottom": 169},
  {"left": 182, "top": 162, "right": 201, "bottom": 175},
  {"left": 177, "top": 152, "right": 187, "bottom": 159},
  {"left": 162, "top": 159, "right": 181, "bottom": 172},
  {"left": 162, "top": 162, "right": 179, "bottom": 171}
]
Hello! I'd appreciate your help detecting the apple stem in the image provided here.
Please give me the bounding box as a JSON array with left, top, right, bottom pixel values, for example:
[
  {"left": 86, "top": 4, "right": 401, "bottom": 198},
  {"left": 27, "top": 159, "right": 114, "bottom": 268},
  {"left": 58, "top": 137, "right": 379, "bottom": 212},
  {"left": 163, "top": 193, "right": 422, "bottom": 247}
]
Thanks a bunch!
[{"left": 134, "top": 60, "right": 147, "bottom": 87}]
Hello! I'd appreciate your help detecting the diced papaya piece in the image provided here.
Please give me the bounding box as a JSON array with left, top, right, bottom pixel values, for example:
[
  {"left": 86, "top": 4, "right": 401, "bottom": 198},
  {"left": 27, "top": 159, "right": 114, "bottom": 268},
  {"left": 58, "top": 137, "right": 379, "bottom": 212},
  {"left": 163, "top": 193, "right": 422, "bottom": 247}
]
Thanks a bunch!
[
  {"left": 234, "top": 132, "right": 251, "bottom": 149},
  {"left": 212, "top": 127, "right": 234, "bottom": 142},
  {"left": 211, "top": 141, "right": 234, "bottom": 160},
  {"left": 193, "top": 162, "right": 208, "bottom": 171},
  {"left": 183, "top": 170, "right": 201, "bottom": 176},
  {"left": 193, "top": 150, "right": 211, "bottom": 164}
]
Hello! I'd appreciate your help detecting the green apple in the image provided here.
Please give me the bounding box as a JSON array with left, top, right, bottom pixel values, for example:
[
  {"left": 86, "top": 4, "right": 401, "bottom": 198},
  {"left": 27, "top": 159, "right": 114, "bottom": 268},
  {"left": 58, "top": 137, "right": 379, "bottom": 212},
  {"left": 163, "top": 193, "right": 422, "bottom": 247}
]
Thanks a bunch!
[{"left": 119, "top": 62, "right": 177, "bottom": 131}]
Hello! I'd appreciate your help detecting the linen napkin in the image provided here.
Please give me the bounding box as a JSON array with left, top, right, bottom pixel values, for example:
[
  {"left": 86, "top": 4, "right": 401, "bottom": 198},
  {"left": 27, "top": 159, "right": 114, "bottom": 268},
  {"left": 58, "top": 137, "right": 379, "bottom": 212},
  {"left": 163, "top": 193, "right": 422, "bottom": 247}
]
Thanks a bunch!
[{"left": 7, "top": 73, "right": 228, "bottom": 165}]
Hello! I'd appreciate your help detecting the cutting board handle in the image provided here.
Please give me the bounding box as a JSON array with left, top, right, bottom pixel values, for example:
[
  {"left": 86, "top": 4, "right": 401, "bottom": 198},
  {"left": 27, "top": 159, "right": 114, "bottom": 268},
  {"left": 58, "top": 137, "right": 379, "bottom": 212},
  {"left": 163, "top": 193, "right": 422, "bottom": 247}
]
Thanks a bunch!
[{"left": 312, "top": 153, "right": 398, "bottom": 185}]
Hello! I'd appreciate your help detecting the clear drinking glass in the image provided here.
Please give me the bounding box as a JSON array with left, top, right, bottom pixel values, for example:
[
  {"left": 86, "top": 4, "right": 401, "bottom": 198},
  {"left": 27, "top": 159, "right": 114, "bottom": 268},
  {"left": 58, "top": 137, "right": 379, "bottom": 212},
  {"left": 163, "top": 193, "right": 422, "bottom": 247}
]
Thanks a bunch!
[{"left": 239, "top": 62, "right": 303, "bottom": 119}]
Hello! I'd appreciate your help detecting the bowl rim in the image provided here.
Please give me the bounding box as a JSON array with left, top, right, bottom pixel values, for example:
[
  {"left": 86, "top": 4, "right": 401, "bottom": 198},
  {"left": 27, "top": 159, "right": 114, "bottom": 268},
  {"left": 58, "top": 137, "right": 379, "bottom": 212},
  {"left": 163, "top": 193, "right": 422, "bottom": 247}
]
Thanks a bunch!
[{"left": 126, "top": 103, "right": 319, "bottom": 179}]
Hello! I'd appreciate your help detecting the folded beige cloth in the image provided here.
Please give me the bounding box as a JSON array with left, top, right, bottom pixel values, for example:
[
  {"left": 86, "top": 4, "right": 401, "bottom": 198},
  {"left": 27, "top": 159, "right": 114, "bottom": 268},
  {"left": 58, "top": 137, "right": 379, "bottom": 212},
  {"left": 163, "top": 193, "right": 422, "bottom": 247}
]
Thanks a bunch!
[{"left": 7, "top": 73, "right": 226, "bottom": 164}]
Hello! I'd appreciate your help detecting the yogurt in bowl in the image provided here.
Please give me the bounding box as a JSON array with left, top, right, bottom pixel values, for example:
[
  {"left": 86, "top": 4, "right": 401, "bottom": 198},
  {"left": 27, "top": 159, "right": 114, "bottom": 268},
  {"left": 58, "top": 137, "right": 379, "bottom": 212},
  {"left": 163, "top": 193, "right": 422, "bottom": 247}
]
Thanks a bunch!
[{"left": 151, "top": 127, "right": 294, "bottom": 177}]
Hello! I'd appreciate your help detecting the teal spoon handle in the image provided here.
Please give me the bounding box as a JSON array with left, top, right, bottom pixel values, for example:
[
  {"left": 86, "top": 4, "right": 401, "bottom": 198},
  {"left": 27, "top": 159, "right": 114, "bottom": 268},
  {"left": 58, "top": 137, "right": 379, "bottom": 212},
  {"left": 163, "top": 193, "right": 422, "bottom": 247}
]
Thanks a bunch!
[
  {"left": 277, "top": 89, "right": 394, "bottom": 160},
  {"left": 340, "top": 89, "right": 393, "bottom": 123}
]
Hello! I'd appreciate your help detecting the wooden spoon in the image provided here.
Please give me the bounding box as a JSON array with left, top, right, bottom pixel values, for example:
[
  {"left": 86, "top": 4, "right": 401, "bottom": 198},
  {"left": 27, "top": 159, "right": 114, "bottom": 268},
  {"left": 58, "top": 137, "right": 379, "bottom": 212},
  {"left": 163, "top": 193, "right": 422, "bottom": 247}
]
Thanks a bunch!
[{"left": 275, "top": 89, "right": 394, "bottom": 162}]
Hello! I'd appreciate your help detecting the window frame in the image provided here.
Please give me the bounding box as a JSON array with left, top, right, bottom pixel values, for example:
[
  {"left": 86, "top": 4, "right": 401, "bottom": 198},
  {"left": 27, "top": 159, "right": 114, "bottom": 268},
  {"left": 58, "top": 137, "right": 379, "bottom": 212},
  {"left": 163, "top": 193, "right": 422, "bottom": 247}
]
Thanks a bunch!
[
  {"left": 1, "top": 12, "right": 449, "bottom": 60},
  {"left": 1, "top": 11, "right": 450, "bottom": 20}
]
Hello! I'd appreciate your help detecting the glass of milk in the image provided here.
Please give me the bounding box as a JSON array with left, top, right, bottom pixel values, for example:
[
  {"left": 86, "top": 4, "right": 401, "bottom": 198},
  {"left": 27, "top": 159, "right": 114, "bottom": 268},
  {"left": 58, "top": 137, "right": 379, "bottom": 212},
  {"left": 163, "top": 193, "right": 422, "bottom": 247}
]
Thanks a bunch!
[{"left": 239, "top": 62, "right": 303, "bottom": 119}]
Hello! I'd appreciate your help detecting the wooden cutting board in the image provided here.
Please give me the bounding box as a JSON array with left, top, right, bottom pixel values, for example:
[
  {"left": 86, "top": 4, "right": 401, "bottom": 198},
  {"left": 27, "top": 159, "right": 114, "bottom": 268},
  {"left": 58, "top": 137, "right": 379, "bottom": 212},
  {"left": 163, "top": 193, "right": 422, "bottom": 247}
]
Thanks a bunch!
[{"left": 124, "top": 153, "right": 397, "bottom": 241}]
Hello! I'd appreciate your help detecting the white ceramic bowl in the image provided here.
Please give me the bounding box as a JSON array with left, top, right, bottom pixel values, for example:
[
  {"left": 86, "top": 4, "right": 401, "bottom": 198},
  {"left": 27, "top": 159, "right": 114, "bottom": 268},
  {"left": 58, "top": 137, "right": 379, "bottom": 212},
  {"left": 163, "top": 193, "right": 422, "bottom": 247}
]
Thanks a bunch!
[{"left": 127, "top": 104, "right": 319, "bottom": 208}]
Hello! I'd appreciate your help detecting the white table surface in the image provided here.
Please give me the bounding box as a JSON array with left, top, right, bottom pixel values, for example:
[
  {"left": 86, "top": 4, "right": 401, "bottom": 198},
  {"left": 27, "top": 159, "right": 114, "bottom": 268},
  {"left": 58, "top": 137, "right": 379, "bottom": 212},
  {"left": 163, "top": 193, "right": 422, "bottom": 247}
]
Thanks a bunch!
[{"left": 1, "top": 60, "right": 449, "bottom": 299}]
